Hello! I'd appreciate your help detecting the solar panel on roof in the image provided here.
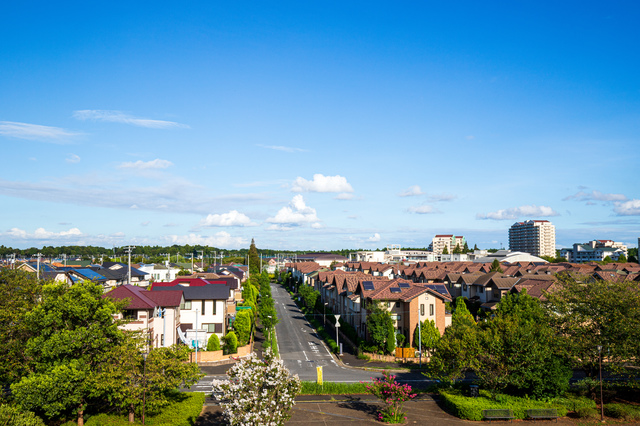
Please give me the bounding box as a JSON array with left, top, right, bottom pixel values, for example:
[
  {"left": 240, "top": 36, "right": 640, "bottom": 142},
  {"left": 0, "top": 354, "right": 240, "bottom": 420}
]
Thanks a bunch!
[
  {"left": 398, "top": 282, "right": 411, "bottom": 288},
  {"left": 390, "top": 287, "right": 401, "bottom": 293},
  {"left": 363, "top": 282, "right": 375, "bottom": 290},
  {"left": 426, "top": 284, "right": 449, "bottom": 296}
]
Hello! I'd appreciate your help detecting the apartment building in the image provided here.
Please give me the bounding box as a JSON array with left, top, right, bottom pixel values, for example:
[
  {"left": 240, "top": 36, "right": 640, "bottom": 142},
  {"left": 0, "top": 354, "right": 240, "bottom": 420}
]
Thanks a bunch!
[
  {"left": 508, "top": 220, "right": 556, "bottom": 258},
  {"left": 560, "top": 240, "right": 628, "bottom": 263},
  {"left": 428, "top": 235, "right": 466, "bottom": 255}
]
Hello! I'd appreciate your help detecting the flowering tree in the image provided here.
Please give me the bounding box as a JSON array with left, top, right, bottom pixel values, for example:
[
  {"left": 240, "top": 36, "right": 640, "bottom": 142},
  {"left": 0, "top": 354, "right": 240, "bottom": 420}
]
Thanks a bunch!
[
  {"left": 212, "top": 348, "right": 301, "bottom": 426},
  {"left": 365, "top": 371, "right": 416, "bottom": 423}
]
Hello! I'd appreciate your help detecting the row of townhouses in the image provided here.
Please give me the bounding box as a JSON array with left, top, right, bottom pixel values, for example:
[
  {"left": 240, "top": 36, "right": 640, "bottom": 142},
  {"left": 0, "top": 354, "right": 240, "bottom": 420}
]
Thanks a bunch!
[{"left": 287, "top": 259, "right": 640, "bottom": 348}]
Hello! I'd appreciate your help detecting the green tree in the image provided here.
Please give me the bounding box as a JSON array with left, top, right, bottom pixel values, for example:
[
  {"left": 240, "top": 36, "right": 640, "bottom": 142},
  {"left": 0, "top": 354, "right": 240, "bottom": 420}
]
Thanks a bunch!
[
  {"left": 366, "top": 302, "right": 394, "bottom": 354},
  {"left": 617, "top": 254, "right": 627, "bottom": 263},
  {"left": 0, "top": 404, "right": 45, "bottom": 426},
  {"left": 248, "top": 239, "right": 260, "bottom": 275},
  {"left": 425, "top": 316, "right": 480, "bottom": 384},
  {"left": 545, "top": 273, "right": 640, "bottom": 382},
  {"left": 233, "top": 310, "right": 253, "bottom": 346},
  {"left": 90, "top": 339, "right": 202, "bottom": 422},
  {"left": 11, "top": 281, "right": 128, "bottom": 425},
  {"left": 489, "top": 258, "right": 503, "bottom": 273},
  {"left": 463, "top": 242, "right": 470, "bottom": 253},
  {"left": 0, "top": 269, "right": 43, "bottom": 385},
  {"left": 412, "top": 319, "right": 440, "bottom": 356},
  {"left": 452, "top": 297, "right": 475, "bottom": 327},
  {"left": 476, "top": 292, "right": 571, "bottom": 398},
  {"left": 224, "top": 331, "right": 238, "bottom": 355},
  {"left": 207, "top": 334, "right": 221, "bottom": 351},
  {"left": 452, "top": 244, "right": 461, "bottom": 254},
  {"left": 442, "top": 245, "right": 449, "bottom": 255},
  {"left": 385, "top": 321, "right": 396, "bottom": 355}
]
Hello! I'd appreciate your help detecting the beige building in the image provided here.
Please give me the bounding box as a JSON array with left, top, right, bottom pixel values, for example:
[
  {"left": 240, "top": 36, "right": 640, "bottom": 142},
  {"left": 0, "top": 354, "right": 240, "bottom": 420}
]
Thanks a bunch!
[
  {"left": 429, "top": 234, "right": 466, "bottom": 254},
  {"left": 508, "top": 220, "right": 556, "bottom": 258}
]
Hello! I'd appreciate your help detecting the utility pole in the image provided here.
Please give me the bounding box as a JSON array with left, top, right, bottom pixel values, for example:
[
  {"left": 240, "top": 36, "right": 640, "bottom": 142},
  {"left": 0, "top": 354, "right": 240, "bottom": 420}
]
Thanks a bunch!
[
  {"left": 36, "top": 252, "right": 42, "bottom": 280},
  {"left": 418, "top": 309, "right": 422, "bottom": 368},
  {"left": 124, "top": 246, "right": 136, "bottom": 285}
]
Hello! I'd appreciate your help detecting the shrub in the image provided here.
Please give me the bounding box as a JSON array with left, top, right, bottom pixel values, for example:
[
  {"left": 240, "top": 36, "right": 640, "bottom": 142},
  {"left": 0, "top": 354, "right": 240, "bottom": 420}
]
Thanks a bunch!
[
  {"left": 212, "top": 348, "right": 301, "bottom": 426},
  {"left": 207, "top": 334, "right": 221, "bottom": 351},
  {"left": 224, "top": 332, "right": 238, "bottom": 354},
  {"left": 0, "top": 404, "right": 45, "bottom": 426},
  {"left": 300, "top": 381, "right": 369, "bottom": 395},
  {"left": 439, "top": 389, "right": 571, "bottom": 421},
  {"left": 605, "top": 403, "right": 640, "bottom": 420},
  {"left": 576, "top": 406, "right": 599, "bottom": 419}
]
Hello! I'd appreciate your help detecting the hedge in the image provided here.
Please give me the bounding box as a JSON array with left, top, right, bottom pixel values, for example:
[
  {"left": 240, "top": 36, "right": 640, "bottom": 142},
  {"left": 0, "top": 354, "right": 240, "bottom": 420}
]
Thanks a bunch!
[
  {"left": 60, "top": 392, "right": 205, "bottom": 426},
  {"left": 439, "top": 389, "right": 595, "bottom": 421}
]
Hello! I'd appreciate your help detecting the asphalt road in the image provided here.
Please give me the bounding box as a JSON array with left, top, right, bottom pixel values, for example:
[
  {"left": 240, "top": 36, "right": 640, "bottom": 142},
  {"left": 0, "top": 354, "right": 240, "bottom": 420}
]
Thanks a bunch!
[
  {"left": 187, "top": 282, "right": 432, "bottom": 393},
  {"left": 272, "top": 282, "right": 381, "bottom": 382}
]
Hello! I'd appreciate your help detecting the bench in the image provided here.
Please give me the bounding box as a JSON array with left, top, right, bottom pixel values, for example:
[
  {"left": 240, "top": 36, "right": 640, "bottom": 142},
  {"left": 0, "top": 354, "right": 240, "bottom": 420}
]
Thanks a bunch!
[
  {"left": 482, "top": 409, "right": 515, "bottom": 422},
  {"left": 527, "top": 409, "right": 558, "bottom": 422}
]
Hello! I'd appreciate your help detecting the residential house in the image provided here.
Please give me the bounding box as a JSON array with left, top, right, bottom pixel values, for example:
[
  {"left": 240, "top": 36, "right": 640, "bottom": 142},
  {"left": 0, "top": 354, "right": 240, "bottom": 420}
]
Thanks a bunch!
[{"left": 104, "top": 284, "right": 183, "bottom": 349}]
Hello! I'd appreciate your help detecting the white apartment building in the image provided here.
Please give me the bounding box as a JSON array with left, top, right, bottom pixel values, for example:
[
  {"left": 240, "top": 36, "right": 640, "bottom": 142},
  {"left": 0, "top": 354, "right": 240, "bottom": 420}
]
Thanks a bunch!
[
  {"left": 560, "top": 240, "right": 628, "bottom": 263},
  {"left": 428, "top": 235, "right": 466, "bottom": 255},
  {"left": 508, "top": 220, "right": 556, "bottom": 258}
]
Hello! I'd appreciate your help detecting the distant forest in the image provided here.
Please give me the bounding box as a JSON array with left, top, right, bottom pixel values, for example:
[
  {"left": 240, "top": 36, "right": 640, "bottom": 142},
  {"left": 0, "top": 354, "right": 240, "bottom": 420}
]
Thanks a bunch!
[{"left": 0, "top": 244, "right": 360, "bottom": 263}]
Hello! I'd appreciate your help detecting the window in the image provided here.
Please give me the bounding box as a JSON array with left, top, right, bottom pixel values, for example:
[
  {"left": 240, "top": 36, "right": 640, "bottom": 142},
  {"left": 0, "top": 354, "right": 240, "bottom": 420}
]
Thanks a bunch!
[
  {"left": 479, "top": 287, "right": 484, "bottom": 293},
  {"left": 184, "top": 301, "right": 192, "bottom": 310},
  {"left": 386, "top": 301, "right": 391, "bottom": 308},
  {"left": 430, "top": 304, "right": 434, "bottom": 316},
  {"left": 123, "top": 310, "right": 137, "bottom": 320},
  {"left": 212, "top": 301, "right": 217, "bottom": 315},
  {"left": 420, "top": 304, "right": 425, "bottom": 316},
  {"left": 206, "top": 323, "right": 217, "bottom": 333},
  {"left": 395, "top": 302, "right": 400, "bottom": 308},
  {"left": 201, "top": 300, "right": 205, "bottom": 315},
  {"left": 463, "top": 284, "right": 467, "bottom": 291}
]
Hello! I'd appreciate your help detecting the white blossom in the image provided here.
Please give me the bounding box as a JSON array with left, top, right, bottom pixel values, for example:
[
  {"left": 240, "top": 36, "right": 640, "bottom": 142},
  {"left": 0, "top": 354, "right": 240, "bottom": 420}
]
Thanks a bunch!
[{"left": 212, "top": 348, "right": 301, "bottom": 426}]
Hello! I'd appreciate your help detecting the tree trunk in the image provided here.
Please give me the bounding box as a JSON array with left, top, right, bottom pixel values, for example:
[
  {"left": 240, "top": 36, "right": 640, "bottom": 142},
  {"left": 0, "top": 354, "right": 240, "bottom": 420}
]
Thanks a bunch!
[
  {"left": 77, "top": 408, "right": 84, "bottom": 426},
  {"left": 129, "top": 404, "right": 135, "bottom": 423}
]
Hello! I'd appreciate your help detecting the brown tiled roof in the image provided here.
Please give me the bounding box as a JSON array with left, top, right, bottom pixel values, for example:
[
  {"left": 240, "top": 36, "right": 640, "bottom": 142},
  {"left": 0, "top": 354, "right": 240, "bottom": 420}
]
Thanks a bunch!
[
  {"left": 491, "top": 277, "right": 519, "bottom": 290},
  {"left": 104, "top": 284, "right": 182, "bottom": 309},
  {"left": 293, "top": 262, "right": 322, "bottom": 274},
  {"left": 512, "top": 279, "right": 557, "bottom": 301}
]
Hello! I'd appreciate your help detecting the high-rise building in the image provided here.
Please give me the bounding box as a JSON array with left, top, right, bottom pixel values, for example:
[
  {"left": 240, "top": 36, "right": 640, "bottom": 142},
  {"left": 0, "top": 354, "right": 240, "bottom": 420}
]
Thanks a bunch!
[
  {"left": 428, "top": 234, "right": 466, "bottom": 254},
  {"left": 508, "top": 220, "right": 556, "bottom": 258}
]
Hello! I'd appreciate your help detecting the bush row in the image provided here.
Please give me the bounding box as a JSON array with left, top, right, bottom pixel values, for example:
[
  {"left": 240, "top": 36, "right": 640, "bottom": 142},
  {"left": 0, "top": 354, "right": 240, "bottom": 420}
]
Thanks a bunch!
[{"left": 438, "top": 389, "right": 597, "bottom": 421}]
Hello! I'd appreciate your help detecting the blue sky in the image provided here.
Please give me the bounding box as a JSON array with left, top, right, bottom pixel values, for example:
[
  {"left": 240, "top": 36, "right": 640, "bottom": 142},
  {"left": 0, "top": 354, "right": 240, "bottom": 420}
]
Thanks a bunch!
[{"left": 1, "top": 1, "right": 639, "bottom": 251}]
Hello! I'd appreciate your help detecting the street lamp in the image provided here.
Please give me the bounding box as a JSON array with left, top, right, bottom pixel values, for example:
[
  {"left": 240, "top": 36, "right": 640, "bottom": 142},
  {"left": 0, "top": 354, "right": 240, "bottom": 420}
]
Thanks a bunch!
[
  {"left": 323, "top": 302, "right": 328, "bottom": 326},
  {"left": 597, "top": 345, "right": 604, "bottom": 422},
  {"left": 142, "top": 352, "right": 148, "bottom": 425},
  {"left": 266, "top": 315, "right": 273, "bottom": 348}
]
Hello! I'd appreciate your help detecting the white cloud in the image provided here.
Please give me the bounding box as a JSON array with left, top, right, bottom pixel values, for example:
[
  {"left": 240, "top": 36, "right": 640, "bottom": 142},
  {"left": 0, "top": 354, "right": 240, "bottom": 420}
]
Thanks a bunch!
[
  {"left": 66, "top": 154, "right": 81, "bottom": 164},
  {"left": 335, "top": 193, "right": 354, "bottom": 200},
  {"left": 266, "top": 195, "right": 319, "bottom": 226},
  {"left": 258, "top": 144, "right": 307, "bottom": 153},
  {"left": 476, "top": 205, "right": 559, "bottom": 220},
  {"left": 167, "top": 232, "right": 247, "bottom": 248},
  {"left": 118, "top": 159, "right": 173, "bottom": 170},
  {"left": 73, "top": 110, "right": 188, "bottom": 129},
  {"left": 614, "top": 199, "right": 640, "bottom": 216},
  {"left": 197, "top": 210, "right": 257, "bottom": 227},
  {"left": 291, "top": 174, "right": 354, "bottom": 193},
  {"left": 0, "top": 121, "right": 80, "bottom": 143},
  {"left": 398, "top": 185, "right": 424, "bottom": 197},
  {"left": 266, "top": 224, "right": 292, "bottom": 231},
  {"left": 408, "top": 205, "right": 439, "bottom": 214},
  {"left": 563, "top": 189, "right": 627, "bottom": 202},
  {"left": 368, "top": 233, "right": 381, "bottom": 242},
  {"left": 6, "top": 227, "right": 83, "bottom": 240},
  {"left": 311, "top": 222, "right": 323, "bottom": 229},
  {"left": 428, "top": 193, "right": 457, "bottom": 202}
]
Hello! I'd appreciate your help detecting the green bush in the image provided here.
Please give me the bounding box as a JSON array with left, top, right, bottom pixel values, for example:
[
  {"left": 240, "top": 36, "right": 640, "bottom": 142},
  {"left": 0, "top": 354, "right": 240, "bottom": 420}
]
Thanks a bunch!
[
  {"left": 605, "top": 403, "right": 640, "bottom": 420},
  {"left": 207, "top": 334, "right": 221, "bottom": 351},
  {"left": 576, "top": 406, "right": 599, "bottom": 419},
  {"left": 300, "top": 381, "right": 369, "bottom": 395},
  {"left": 223, "top": 331, "right": 238, "bottom": 354},
  {"left": 0, "top": 404, "right": 45, "bottom": 426},
  {"left": 439, "top": 390, "right": 571, "bottom": 421},
  {"left": 60, "top": 392, "right": 205, "bottom": 426}
]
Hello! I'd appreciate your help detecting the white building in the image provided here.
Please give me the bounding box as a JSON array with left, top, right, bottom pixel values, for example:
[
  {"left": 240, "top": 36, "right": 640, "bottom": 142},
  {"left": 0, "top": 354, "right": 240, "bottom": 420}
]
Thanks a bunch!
[
  {"left": 428, "top": 235, "right": 466, "bottom": 255},
  {"left": 508, "top": 220, "right": 556, "bottom": 258},
  {"left": 560, "top": 240, "right": 628, "bottom": 263}
]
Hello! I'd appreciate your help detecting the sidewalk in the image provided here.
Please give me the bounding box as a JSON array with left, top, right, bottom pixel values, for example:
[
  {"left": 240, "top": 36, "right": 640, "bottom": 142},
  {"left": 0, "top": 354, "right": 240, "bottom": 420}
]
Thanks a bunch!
[{"left": 196, "top": 394, "right": 580, "bottom": 425}]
